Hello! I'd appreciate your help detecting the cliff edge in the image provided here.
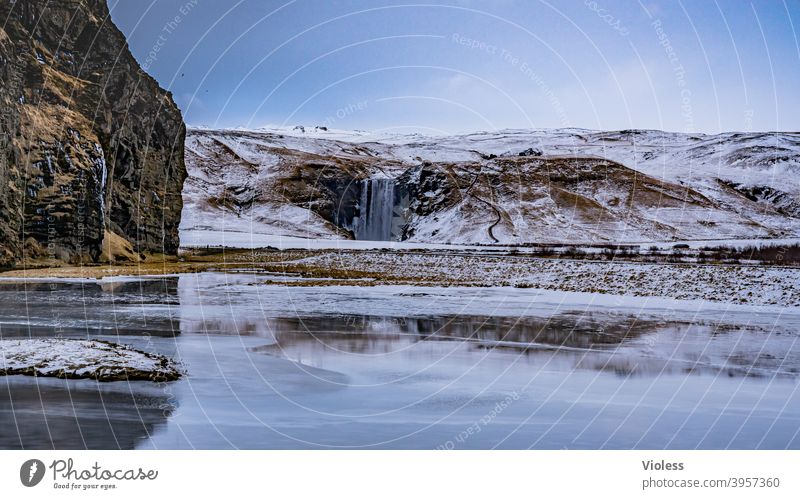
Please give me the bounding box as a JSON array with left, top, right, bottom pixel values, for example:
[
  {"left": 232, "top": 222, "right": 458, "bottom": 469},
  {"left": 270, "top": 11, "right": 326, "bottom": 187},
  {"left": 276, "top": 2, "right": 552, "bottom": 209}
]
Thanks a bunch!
[{"left": 0, "top": 0, "right": 186, "bottom": 267}]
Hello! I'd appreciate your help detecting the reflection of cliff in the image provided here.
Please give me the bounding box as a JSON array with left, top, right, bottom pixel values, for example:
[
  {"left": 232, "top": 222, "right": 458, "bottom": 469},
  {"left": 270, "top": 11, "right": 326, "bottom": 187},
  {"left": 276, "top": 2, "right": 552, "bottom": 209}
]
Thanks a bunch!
[
  {"left": 177, "top": 273, "right": 284, "bottom": 337},
  {"left": 265, "top": 313, "right": 649, "bottom": 350},
  {"left": 247, "top": 313, "right": 651, "bottom": 370},
  {"left": 253, "top": 313, "right": 800, "bottom": 380},
  {"left": 401, "top": 313, "right": 649, "bottom": 348},
  {"left": 0, "top": 380, "right": 173, "bottom": 450},
  {"left": 0, "top": 0, "right": 186, "bottom": 267},
  {"left": 0, "top": 277, "right": 180, "bottom": 337}
]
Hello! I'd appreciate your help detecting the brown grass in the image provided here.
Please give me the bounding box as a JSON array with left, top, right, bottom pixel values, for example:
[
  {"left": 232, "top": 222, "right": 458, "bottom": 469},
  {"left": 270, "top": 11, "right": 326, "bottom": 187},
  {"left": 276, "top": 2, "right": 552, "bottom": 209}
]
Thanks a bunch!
[{"left": 99, "top": 230, "right": 140, "bottom": 263}]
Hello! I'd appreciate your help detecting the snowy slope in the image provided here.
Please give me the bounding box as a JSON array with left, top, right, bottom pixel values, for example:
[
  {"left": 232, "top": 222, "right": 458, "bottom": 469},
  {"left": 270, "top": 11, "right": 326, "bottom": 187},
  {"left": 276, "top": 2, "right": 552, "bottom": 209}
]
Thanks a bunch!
[
  {"left": 181, "top": 131, "right": 352, "bottom": 240},
  {"left": 182, "top": 127, "right": 800, "bottom": 246}
]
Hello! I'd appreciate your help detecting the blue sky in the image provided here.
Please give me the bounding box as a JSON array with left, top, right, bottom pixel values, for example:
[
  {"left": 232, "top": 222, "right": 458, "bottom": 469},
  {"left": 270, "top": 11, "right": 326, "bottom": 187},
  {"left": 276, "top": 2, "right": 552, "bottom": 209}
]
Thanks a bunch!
[{"left": 109, "top": 0, "right": 800, "bottom": 134}]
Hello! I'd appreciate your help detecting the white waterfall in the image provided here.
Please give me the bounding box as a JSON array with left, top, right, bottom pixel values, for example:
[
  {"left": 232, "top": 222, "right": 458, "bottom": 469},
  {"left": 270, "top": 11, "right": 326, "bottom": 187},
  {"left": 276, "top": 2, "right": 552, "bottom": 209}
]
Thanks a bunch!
[
  {"left": 351, "top": 178, "right": 395, "bottom": 241},
  {"left": 94, "top": 143, "right": 108, "bottom": 231}
]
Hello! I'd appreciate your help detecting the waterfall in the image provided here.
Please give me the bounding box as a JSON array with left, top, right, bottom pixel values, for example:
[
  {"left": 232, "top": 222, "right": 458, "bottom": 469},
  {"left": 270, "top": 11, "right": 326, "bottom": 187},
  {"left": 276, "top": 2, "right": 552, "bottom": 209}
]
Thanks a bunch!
[
  {"left": 351, "top": 178, "right": 395, "bottom": 241},
  {"left": 93, "top": 143, "right": 108, "bottom": 232}
]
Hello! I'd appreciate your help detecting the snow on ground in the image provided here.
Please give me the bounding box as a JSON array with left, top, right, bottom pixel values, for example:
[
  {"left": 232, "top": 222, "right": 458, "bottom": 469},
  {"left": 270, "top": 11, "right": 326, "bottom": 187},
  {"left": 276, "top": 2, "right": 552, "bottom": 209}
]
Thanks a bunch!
[
  {"left": 181, "top": 228, "right": 800, "bottom": 254},
  {"left": 229, "top": 282, "right": 800, "bottom": 327},
  {"left": 180, "top": 200, "right": 342, "bottom": 241},
  {"left": 0, "top": 339, "right": 181, "bottom": 381},
  {"left": 289, "top": 251, "right": 800, "bottom": 308},
  {"left": 640, "top": 237, "right": 800, "bottom": 250},
  {"left": 249, "top": 126, "right": 800, "bottom": 194},
  {"left": 180, "top": 229, "right": 515, "bottom": 251}
]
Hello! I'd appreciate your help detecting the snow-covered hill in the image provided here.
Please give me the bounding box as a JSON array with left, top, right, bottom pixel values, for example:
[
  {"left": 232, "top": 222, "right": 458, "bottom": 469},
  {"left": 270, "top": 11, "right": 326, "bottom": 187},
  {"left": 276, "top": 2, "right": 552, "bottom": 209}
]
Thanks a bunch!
[{"left": 181, "top": 127, "right": 800, "bottom": 246}]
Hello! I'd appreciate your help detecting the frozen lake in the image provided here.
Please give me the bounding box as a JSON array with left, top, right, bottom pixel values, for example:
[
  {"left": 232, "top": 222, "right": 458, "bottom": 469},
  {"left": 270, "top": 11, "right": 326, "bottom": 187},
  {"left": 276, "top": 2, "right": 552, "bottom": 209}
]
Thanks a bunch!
[{"left": 1, "top": 272, "right": 799, "bottom": 449}]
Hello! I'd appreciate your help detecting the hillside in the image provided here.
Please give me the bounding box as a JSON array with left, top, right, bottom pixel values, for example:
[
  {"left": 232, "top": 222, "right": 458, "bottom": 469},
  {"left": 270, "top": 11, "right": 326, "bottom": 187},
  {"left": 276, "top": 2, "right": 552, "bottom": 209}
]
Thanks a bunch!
[{"left": 182, "top": 127, "right": 800, "bottom": 246}]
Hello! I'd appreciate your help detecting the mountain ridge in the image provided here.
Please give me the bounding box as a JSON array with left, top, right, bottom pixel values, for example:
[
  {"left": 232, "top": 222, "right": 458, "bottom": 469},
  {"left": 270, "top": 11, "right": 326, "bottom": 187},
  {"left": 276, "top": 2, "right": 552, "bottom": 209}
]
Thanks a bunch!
[{"left": 181, "top": 127, "right": 799, "bottom": 245}]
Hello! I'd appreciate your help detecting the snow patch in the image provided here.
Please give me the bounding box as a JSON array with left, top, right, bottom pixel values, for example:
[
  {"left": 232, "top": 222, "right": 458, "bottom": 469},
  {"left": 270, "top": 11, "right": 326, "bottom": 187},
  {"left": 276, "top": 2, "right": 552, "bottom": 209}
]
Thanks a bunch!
[{"left": 0, "top": 339, "right": 182, "bottom": 382}]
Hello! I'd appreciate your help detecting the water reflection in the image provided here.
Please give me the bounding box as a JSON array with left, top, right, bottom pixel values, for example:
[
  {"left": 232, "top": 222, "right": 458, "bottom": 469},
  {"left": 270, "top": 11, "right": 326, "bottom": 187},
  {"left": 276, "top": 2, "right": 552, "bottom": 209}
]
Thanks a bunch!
[
  {"left": 0, "top": 378, "right": 173, "bottom": 450},
  {"left": 0, "top": 277, "right": 179, "bottom": 337},
  {"left": 254, "top": 314, "right": 800, "bottom": 379},
  {"left": 0, "top": 272, "right": 798, "bottom": 449}
]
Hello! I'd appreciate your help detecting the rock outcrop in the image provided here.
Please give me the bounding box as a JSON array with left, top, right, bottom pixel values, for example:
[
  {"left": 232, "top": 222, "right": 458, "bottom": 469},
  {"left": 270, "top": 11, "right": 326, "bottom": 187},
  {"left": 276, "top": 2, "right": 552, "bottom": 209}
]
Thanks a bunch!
[{"left": 0, "top": 0, "right": 186, "bottom": 267}]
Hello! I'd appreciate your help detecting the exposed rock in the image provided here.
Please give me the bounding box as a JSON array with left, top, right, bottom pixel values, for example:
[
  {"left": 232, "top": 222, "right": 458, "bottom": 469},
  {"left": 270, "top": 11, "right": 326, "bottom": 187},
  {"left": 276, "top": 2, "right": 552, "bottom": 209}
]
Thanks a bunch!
[
  {"left": 0, "top": 0, "right": 186, "bottom": 267},
  {"left": 719, "top": 180, "right": 800, "bottom": 218},
  {"left": 518, "top": 147, "right": 542, "bottom": 157}
]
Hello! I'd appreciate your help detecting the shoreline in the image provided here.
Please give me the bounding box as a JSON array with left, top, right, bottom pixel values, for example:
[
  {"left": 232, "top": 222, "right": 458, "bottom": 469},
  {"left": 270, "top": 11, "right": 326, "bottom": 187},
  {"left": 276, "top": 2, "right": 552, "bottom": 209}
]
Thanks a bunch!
[{"left": 1, "top": 246, "right": 798, "bottom": 311}]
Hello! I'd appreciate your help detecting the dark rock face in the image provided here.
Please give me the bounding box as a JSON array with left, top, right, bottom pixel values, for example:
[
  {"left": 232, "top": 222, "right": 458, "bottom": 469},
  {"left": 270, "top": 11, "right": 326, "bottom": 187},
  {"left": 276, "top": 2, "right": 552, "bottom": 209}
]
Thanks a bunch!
[
  {"left": 719, "top": 180, "right": 800, "bottom": 218},
  {"left": 0, "top": 0, "right": 186, "bottom": 267},
  {"left": 278, "top": 159, "right": 369, "bottom": 232}
]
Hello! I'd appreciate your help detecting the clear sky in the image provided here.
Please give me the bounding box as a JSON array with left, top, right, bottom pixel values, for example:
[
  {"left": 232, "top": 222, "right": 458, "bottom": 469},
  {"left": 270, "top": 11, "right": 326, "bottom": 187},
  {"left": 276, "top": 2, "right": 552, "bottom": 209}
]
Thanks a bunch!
[{"left": 108, "top": 0, "right": 800, "bottom": 134}]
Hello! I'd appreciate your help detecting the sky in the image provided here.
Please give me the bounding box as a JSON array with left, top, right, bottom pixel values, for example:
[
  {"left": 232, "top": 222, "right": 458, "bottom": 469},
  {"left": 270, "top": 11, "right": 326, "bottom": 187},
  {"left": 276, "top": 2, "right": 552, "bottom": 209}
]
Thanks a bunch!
[{"left": 108, "top": 0, "right": 800, "bottom": 134}]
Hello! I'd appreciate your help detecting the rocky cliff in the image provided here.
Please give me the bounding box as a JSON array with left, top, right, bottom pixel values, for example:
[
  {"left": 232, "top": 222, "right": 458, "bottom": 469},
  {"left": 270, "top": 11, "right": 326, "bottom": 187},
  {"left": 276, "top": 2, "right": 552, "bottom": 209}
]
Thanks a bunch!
[{"left": 0, "top": 0, "right": 186, "bottom": 267}]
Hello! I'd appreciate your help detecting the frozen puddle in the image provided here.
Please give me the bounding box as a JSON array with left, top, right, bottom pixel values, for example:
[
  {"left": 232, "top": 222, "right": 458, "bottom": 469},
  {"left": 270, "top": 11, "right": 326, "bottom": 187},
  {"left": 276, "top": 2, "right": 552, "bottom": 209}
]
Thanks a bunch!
[{"left": 0, "top": 339, "right": 181, "bottom": 382}]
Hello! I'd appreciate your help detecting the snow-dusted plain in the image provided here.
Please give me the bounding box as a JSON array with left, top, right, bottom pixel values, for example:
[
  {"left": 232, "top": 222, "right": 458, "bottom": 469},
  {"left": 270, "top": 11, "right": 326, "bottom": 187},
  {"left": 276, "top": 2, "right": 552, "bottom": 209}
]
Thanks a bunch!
[
  {"left": 0, "top": 339, "right": 181, "bottom": 381},
  {"left": 269, "top": 250, "right": 800, "bottom": 308}
]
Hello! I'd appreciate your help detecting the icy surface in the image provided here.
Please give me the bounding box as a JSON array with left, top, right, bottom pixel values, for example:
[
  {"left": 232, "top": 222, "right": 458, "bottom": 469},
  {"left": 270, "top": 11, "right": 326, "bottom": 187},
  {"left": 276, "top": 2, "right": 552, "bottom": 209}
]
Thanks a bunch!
[{"left": 1, "top": 273, "right": 798, "bottom": 449}]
